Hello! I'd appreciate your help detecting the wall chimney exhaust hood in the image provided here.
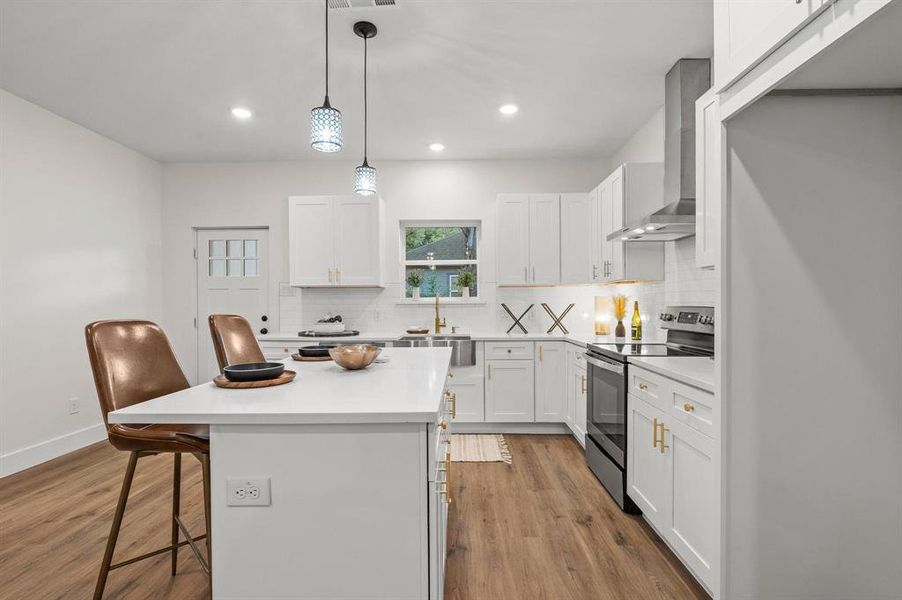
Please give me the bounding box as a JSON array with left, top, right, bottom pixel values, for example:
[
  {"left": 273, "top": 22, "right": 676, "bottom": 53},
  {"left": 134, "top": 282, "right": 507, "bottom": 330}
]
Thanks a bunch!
[{"left": 608, "top": 58, "right": 710, "bottom": 242}]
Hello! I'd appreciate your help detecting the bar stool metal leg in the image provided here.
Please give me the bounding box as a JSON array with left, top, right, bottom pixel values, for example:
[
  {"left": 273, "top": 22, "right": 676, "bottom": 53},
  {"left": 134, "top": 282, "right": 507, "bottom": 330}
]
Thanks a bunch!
[
  {"left": 201, "top": 453, "right": 212, "bottom": 594},
  {"left": 94, "top": 451, "right": 140, "bottom": 600},
  {"left": 171, "top": 452, "right": 182, "bottom": 576}
]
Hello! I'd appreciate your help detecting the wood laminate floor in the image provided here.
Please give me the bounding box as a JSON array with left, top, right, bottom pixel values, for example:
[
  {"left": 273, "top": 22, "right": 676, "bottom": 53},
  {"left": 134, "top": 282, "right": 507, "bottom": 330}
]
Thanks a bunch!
[{"left": 0, "top": 435, "right": 707, "bottom": 600}]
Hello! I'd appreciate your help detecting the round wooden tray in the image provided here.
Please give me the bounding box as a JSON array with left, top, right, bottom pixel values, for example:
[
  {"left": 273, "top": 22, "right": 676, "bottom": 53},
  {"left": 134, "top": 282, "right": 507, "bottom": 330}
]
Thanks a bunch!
[
  {"left": 213, "top": 370, "right": 296, "bottom": 389},
  {"left": 292, "top": 353, "right": 332, "bottom": 362}
]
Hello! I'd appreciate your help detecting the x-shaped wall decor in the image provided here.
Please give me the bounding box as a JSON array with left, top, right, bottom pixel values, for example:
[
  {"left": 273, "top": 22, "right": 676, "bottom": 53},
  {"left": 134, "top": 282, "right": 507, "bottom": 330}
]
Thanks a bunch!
[
  {"left": 541, "top": 303, "right": 575, "bottom": 334},
  {"left": 501, "top": 303, "right": 533, "bottom": 334}
]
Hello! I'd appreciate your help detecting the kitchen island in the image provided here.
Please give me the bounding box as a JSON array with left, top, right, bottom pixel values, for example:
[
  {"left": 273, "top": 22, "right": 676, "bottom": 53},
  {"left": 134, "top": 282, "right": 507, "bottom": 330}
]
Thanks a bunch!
[{"left": 109, "top": 347, "right": 454, "bottom": 600}]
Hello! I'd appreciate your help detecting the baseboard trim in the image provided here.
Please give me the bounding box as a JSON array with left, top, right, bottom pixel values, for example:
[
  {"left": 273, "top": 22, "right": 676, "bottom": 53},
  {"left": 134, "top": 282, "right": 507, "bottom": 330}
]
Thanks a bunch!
[
  {"left": 453, "top": 422, "right": 572, "bottom": 435},
  {"left": 0, "top": 423, "right": 107, "bottom": 478}
]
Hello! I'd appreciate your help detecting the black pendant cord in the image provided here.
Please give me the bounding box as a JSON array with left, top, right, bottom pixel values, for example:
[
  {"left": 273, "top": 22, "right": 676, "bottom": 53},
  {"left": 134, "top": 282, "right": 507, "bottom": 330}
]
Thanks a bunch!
[
  {"left": 363, "top": 34, "right": 368, "bottom": 164},
  {"left": 324, "top": 0, "right": 330, "bottom": 102}
]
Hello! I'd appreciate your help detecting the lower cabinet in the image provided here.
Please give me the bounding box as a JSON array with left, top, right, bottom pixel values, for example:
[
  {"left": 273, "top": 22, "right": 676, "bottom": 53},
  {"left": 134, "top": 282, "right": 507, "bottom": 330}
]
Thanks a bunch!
[
  {"left": 447, "top": 378, "right": 484, "bottom": 422},
  {"left": 627, "top": 368, "right": 719, "bottom": 595},
  {"left": 485, "top": 359, "right": 535, "bottom": 422},
  {"left": 565, "top": 348, "right": 587, "bottom": 446},
  {"left": 535, "top": 342, "right": 566, "bottom": 422}
]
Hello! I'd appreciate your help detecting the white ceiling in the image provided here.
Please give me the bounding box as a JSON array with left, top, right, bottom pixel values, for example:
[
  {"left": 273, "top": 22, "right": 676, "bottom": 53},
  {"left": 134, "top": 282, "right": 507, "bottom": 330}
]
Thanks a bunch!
[{"left": 0, "top": 0, "right": 713, "bottom": 163}]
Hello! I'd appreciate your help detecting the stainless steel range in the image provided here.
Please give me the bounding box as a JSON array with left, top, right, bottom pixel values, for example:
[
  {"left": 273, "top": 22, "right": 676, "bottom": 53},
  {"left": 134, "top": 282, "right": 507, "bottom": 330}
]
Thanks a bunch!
[{"left": 584, "top": 305, "right": 714, "bottom": 513}]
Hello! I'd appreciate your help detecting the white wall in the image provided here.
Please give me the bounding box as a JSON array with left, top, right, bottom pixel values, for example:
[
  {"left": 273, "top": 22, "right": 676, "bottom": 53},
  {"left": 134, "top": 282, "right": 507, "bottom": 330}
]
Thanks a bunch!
[
  {"left": 610, "top": 106, "right": 665, "bottom": 165},
  {"left": 0, "top": 90, "right": 163, "bottom": 476},
  {"left": 161, "top": 158, "right": 608, "bottom": 379},
  {"left": 725, "top": 96, "right": 902, "bottom": 598}
]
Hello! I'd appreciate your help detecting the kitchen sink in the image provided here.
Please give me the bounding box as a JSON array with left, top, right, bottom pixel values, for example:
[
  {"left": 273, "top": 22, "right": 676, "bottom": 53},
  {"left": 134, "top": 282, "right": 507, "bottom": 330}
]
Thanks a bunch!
[{"left": 396, "top": 335, "right": 476, "bottom": 367}]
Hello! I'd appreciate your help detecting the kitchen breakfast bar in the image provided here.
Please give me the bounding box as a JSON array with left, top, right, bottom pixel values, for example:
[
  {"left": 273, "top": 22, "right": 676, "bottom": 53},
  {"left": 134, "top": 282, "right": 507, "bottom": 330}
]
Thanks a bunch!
[{"left": 108, "top": 347, "right": 454, "bottom": 600}]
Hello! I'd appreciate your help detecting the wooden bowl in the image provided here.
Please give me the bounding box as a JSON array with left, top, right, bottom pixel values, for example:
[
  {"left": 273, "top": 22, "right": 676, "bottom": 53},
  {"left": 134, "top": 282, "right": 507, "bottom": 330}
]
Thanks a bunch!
[{"left": 328, "top": 344, "right": 382, "bottom": 370}]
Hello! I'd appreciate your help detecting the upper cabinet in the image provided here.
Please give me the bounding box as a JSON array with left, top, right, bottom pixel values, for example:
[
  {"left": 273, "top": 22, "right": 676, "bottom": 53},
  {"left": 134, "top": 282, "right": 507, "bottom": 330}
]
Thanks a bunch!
[
  {"left": 288, "top": 196, "right": 382, "bottom": 287},
  {"left": 560, "top": 193, "right": 592, "bottom": 284},
  {"left": 695, "top": 90, "right": 722, "bottom": 270},
  {"left": 592, "top": 164, "right": 665, "bottom": 284},
  {"left": 496, "top": 194, "right": 560, "bottom": 286},
  {"left": 713, "top": 0, "right": 833, "bottom": 90}
]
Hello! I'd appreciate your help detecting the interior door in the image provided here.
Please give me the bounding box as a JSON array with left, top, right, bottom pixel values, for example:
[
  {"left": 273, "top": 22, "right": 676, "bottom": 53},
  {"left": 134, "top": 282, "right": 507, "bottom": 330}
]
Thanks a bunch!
[
  {"left": 196, "top": 228, "right": 269, "bottom": 383},
  {"left": 527, "top": 194, "right": 561, "bottom": 285},
  {"left": 333, "top": 196, "right": 380, "bottom": 286},
  {"left": 288, "top": 196, "right": 334, "bottom": 286},
  {"left": 496, "top": 194, "right": 530, "bottom": 285}
]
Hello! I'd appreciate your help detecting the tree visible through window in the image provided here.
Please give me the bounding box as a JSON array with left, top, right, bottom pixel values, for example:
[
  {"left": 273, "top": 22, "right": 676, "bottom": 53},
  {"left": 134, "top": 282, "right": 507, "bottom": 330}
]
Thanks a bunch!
[{"left": 402, "top": 223, "right": 479, "bottom": 299}]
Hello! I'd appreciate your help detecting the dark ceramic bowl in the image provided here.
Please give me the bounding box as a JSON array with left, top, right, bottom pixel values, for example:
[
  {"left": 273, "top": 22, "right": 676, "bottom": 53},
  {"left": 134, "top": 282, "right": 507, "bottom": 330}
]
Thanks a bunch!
[
  {"left": 297, "top": 344, "right": 337, "bottom": 358},
  {"left": 223, "top": 362, "right": 285, "bottom": 382}
]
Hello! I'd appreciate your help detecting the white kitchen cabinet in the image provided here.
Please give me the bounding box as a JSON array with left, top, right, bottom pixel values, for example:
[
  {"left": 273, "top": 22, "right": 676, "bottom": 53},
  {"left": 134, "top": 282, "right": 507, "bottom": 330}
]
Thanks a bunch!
[
  {"left": 496, "top": 193, "right": 560, "bottom": 285},
  {"left": 496, "top": 194, "right": 531, "bottom": 285},
  {"left": 288, "top": 195, "right": 382, "bottom": 287},
  {"left": 589, "top": 185, "right": 604, "bottom": 282},
  {"left": 560, "top": 193, "right": 592, "bottom": 284},
  {"left": 593, "top": 165, "right": 665, "bottom": 283},
  {"left": 571, "top": 352, "right": 587, "bottom": 446},
  {"left": 534, "top": 342, "right": 566, "bottom": 422},
  {"left": 713, "top": 0, "right": 833, "bottom": 90},
  {"left": 485, "top": 359, "right": 535, "bottom": 422},
  {"left": 447, "top": 378, "right": 484, "bottom": 422},
  {"left": 695, "top": 89, "right": 721, "bottom": 270},
  {"left": 627, "top": 364, "right": 719, "bottom": 595}
]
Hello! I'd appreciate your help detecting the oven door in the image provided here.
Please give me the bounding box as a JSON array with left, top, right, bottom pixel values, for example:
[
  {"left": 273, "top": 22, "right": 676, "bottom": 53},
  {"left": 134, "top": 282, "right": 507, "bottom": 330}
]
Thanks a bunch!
[{"left": 585, "top": 353, "right": 626, "bottom": 467}]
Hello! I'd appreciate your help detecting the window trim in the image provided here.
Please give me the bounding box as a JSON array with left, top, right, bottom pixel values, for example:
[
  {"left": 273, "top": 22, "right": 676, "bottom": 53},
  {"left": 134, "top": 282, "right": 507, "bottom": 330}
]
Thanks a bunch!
[{"left": 399, "top": 220, "right": 481, "bottom": 303}]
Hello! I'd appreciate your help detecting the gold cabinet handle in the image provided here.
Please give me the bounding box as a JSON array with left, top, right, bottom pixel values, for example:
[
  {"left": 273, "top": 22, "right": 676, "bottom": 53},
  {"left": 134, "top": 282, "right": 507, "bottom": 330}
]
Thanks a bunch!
[
  {"left": 327, "top": 268, "right": 333, "bottom": 283},
  {"left": 581, "top": 375, "right": 587, "bottom": 395},
  {"left": 438, "top": 451, "right": 452, "bottom": 504},
  {"left": 447, "top": 370, "right": 453, "bottom": 379},
  {"left": 539, "top": 345, "right": 544, "bottom": 362},
  {"left": 653, "top": 417, "right": 660, "bottom": 448},
  {"left": 488, "top": 364, "right": 492, "bottom": 379},
  {"left": 683, "top": 403, "right": 695, "bottom": 412},
  {"left": 438, "top": 419, "right": 447, "bottom": 430},
  {"left": 450, "top": 392, "right": 457, "bottom": 418},
  {"left": 506, "top": 348, "right": 512, "bottom": 354},
  {"left": 638, "top": 383, "right": 648, "bottom": 391},
  {"left": 658, "top": 422, "right": 669, "bottom": 454}
]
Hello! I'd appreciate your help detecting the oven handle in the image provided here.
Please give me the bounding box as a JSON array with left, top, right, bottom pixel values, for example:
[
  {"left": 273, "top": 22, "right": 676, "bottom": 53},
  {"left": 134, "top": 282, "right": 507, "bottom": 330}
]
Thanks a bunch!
[{"left": 584, "top": 353, "right": 624, "bottom": 374}]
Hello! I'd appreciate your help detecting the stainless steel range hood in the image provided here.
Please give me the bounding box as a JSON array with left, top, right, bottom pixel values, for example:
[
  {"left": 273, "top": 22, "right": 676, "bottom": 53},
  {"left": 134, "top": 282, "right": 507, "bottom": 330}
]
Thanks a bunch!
[{"left": 608, "top": 58, "right": 710, "bottom": 242}]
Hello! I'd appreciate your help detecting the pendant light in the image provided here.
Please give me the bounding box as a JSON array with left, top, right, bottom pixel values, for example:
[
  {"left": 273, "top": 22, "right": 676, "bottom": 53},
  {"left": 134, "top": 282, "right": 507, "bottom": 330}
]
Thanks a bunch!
[
  {"left": 310, "top": 0, "right": 342, "bottom": 152},
  {"left": 353, "top": 21, "right": 377, "bottom": 196}
]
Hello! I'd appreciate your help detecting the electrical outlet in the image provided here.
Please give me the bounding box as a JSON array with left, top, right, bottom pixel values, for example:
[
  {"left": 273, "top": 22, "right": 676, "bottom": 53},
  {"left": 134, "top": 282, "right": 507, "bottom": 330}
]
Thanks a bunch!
[
  {"left": 68, "top": 397, "right": 80, "bottom": 414},
  {"left": 226, "top": 478, "right": 271, "bottom": 506}
]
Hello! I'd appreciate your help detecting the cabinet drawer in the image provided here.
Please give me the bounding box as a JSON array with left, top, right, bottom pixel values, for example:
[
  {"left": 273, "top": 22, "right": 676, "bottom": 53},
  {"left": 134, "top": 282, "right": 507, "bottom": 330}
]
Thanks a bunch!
[
  {"left": 629, "top": 366, "right": 670, "bottom": 412},
  {"left": 485, "top": 341, "right": 534, "bottom": 360},
  {"left": 668, "top": 382, "right": 716, "bottom": 438}
]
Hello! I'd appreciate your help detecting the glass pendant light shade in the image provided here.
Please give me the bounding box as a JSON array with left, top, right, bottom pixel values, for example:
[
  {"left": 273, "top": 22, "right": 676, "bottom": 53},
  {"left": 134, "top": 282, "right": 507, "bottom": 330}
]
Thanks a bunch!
[
  {"left": 354, "top": 160, "right": 377, "bottom": 196},
  {"left": 310, "top": 97, "right": 342, "bottom": 152}
]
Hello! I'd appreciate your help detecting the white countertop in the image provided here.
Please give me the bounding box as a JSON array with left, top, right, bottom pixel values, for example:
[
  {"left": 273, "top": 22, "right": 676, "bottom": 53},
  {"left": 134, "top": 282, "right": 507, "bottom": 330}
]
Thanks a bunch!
[
  {"left": 627, "top": 356, "right": 715, "bottom": 393},
  {"left": 260, "top": 331, "right": 666, "bottom": 348},
  {"left": 108, "top": 347, "right": 452, "bottom": 426}
]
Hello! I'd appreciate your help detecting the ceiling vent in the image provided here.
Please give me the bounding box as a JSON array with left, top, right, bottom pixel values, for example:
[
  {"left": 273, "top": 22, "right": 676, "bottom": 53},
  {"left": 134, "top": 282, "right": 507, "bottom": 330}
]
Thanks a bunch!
[{"left": 328, "top": 0, "right": 397, "bottom": 8}]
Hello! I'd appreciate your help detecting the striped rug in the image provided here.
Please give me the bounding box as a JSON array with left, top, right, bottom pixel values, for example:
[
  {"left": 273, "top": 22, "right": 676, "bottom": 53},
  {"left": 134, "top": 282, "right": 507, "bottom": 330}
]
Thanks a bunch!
[{"left": 450, "top": 434, "right": 512, "bottom": 464}]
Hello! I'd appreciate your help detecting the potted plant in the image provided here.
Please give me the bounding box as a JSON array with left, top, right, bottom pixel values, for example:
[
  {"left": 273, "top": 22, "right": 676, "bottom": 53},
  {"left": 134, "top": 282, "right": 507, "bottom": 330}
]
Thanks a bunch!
[
  {"left": 455, "top": 270, "right": 475, "bottom": 299},
  {"left": 406, "top": 270, "right": 424, "bottom": 299}
]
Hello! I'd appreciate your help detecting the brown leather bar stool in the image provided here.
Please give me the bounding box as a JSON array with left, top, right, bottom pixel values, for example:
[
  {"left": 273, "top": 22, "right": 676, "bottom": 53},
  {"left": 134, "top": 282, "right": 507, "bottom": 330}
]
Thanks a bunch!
[
  {"left": 85, "top": 320, "right": 211, "bottom": 599},
  {"left": 208, "top": 314, "right": 266, "bottom": 372}
]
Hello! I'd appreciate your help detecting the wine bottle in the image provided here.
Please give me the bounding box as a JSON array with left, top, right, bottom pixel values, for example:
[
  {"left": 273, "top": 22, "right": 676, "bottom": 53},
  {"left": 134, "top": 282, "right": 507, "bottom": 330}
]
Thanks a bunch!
[{"left": 631, "top": 301, "right": 642, "bottom": 341}]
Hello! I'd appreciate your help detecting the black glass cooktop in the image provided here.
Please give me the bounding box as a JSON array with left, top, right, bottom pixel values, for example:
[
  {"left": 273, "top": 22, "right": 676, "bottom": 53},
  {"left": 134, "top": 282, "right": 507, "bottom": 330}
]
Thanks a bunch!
[{"left": 588, "top": 343, "right": 708, "bottom": 363}]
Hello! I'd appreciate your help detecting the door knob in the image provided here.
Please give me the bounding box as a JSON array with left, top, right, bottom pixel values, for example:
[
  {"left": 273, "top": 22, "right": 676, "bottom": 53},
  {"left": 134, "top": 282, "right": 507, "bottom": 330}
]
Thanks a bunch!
[
  {"left": 261, "top": 315, "right": 268, "bottom": 322},
  {"left": 260, "top": 328, "right": 269, "bottom": 335}
]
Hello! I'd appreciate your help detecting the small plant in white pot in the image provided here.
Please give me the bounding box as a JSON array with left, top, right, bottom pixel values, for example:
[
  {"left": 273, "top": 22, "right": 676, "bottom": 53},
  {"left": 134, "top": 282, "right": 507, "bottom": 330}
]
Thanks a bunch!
[
  {"left": 406, "top": 270, "right": 424, "bottom": 299},
  {"left": 455, "top": 270, "right": 475, "bottom": 299}
]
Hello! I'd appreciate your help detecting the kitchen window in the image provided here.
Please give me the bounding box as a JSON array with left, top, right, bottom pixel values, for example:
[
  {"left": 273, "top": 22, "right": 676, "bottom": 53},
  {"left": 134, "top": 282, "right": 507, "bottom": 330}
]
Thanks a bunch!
[{"left": 401, "top": 222, "right": 479, "bottom": 300}]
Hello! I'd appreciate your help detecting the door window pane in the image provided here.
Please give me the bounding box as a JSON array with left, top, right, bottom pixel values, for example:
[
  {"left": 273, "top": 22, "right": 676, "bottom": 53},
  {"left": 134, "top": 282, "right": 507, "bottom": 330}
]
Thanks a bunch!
[
  {"left": 244, "top": 259, "right": 258, "bottom": 277},
  {"left": 405, "top": 227, "right": 477, "bottom": 261},
  {"left": 244, "top": 240, "right": 257, "bottom": 258},
  {"left": 227, "top": 240, "right": 243, "bottom": 257},
  {"left": 209, "top": 240, "right": 226, "bottom": 258},
  {"left": 209, "top": 259, "right": 227, "bottom": 277},
  {"left": 228, "top": 259, "right": 243, "bottom": 276}
]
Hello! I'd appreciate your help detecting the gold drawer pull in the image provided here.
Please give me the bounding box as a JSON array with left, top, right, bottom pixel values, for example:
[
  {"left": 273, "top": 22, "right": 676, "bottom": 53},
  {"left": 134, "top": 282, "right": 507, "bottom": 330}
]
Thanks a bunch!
[
  {"left": 450, "top": 392, "right": 457, "bottom": 418},
  {"left": 438, "top": 419, "right": 447, "bottom": 430},
  {"left": 653, "top": 417, "right": 660, "bottom": 448},
  {"left": 638, "top": 383, "right": 648, "bottom": 391},
  {"left": 444, "top": 451, "right": 452, "bottom": 504},
  {"left": 658, "top": 422, "right": 669, "bottom": 454},
  {"left": 447, "top": 370, "right": 453, "bottom": 379},
  {"left": 581, "top": 375, "right": 586, "bottom": 395},
  {"left": 683, "top": 403, "right": 695, "bottom": 412}
]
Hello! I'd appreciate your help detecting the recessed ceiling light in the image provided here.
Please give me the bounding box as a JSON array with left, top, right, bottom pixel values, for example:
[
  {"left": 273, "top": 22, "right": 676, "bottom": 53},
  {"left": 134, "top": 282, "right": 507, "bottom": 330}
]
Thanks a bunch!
[
  {"left": 429, "top": 142, "right": 445, "bottom": 152},
  {"left": 231, "top": 107, "right": 253, "bottom": 120},
  {"left": 632, "top": 228, "right": 645, "bottom": 234},
  {"left": 499, "top": 104, "right": 519, "bottom": 115}
]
